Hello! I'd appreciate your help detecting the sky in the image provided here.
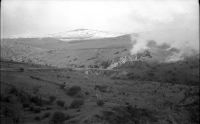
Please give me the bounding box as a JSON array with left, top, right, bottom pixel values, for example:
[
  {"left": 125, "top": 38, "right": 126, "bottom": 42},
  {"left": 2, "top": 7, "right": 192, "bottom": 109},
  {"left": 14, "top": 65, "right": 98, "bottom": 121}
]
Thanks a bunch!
[{"left": 1, "top": 0, "right": 199, "bottom": 49}]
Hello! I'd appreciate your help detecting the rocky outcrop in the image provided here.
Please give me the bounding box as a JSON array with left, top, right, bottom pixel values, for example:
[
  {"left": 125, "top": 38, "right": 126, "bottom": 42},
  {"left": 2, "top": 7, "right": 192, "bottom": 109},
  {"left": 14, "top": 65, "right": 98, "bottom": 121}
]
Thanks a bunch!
[{"left": 108, "top": 50, "right": 152, "bottom": 69}]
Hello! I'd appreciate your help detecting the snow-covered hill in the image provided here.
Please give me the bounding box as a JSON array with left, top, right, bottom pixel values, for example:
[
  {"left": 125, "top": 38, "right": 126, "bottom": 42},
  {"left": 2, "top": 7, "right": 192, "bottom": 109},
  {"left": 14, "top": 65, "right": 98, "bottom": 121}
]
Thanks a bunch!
[{"left": 48, "top": 29, "right": 125, "bottom": 41}]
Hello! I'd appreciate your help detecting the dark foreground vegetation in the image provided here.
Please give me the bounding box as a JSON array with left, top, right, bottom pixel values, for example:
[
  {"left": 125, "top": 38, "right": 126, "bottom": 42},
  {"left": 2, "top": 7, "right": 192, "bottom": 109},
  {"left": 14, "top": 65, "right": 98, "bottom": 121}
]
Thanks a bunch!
[
  {"left": 112, "top": 55, "right": 199, "bottom": 85},
  {"left": 0, "top": 59, "right": 199, "bottom": 124}
]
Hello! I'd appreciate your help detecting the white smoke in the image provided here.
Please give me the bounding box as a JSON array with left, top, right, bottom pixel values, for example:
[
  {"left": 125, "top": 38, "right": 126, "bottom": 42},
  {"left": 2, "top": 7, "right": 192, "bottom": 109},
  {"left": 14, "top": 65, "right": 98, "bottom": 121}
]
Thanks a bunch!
[
  {"left": 130, "top": 33, "right": 199, "bottom": 63},
  {"left": 130, "top": 36, "right": 149, "bottom": 55},
  {"left": 165, "top": 52, "right": 184, "bottom": 62}
]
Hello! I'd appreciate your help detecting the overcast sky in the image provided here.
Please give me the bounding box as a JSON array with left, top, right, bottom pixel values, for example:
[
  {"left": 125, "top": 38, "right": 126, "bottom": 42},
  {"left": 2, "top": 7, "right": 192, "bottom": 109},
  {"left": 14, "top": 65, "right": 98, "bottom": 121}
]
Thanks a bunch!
[{"left": 1, "top": 0, "right": 199, "bottom": 48}]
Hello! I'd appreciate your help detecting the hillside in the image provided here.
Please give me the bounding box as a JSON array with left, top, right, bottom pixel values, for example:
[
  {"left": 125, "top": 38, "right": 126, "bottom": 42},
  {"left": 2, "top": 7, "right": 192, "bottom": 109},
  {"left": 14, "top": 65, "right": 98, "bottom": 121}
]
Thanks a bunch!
[
  {"left": 1, "top": 34, "right": 132, "bottom": 67},
  {"left": 1, "top": 29, "right": 199, "bottom": 86},
  {"left": 0, "top": 60, "right": 199, "bottom": 124},
  {"left": 110, "top": 54, "right": 199, "bottom": 85},
  {"left": 48, "top": 29, "right": 124, "bottom": 41},
  {"left": 1, "top": 28, "right": 199, "bottom": 124}
]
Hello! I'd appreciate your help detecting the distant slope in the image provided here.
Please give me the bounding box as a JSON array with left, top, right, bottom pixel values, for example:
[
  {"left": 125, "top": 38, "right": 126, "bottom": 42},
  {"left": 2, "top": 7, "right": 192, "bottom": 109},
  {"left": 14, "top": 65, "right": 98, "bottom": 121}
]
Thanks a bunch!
[
  {"left": 48, "top": 29, "right": 124, "bottom": 41},
  {"left": 1, "top": 35, "right": 132, "bottom": 67}
]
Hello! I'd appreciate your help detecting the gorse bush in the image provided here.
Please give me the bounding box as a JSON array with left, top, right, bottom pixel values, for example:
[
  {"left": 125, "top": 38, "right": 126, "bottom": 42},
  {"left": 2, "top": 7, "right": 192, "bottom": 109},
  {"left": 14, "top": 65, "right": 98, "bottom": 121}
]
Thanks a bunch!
[
  {"left": 8, "top": 86, "right": 18, "bottom": 95},
  {"left": 100, "top": 60, "right": 112, "bottom": 69},
  {"left": 50, "top": 111, "right": 66, "bottom": 124},
  {"left": 70, "top": 99, "right": 84, "bottom": 108},
  {"left": 19, "top": 67, "right": 24, "bottom": 72},
  {"left": 49, "top": 96, "right": 56, "bottom": 103},
  {"left": 101, "top": 105, "right": 157, "bottom": 124},
  {"left": 34, "top": 116, "right": 40, "bottom": 121},
  {"left": 97, "top": 99, "right": 104, "bottom": 106},
  {"left": 42, "top": 112, "right": 51, "bottom": 119},
  {"left": 60, "top": 82, "right": 66, "bottom": 89},
  {"left": 95, "top": 85, "right": 108, "bottom": 93},
  {"left": 67, "top": 86, "right": 81, "bottom": 96},
  {"left": 30, "top": 96, "right": 42, "bottom": 106},
  {"left": 56, "top": 100, "right": 65, "bottom": 107},
  {"left": 30, "top": 106, "right": 41, "bottom": 113}
]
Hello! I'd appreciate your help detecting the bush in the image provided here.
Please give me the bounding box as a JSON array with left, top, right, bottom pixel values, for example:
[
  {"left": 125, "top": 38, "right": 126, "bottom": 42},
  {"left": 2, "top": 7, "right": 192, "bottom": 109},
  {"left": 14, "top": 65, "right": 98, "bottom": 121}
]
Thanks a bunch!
[
  {"left": 8, "top": 86, "right": 18, "bottom": 95},
  {"left": 101, "top": 105, "right": 157, "bottom": 124},
  {"left": 34, "top": 116, "right": 40, "bottom": 121},
  {"left": 3, "top": 95, "right": 12, "bottom": 103},
  {"left": 50, "top": 111, "right": 66, "bottom": 124},
  {"left": 67, "top": 86, "right": 81, "bottom": 96},
  {"left": 64, "top": 106, "right": 68, "bottom": 110},
  {"left": 49, "top": 96, "right": 56, "bottom": 103},
  {"left": 30, "top": 96, "right": 42, "bottom": 106},
  {"left": 32, "top": 106, "right": 41, "bottom": 113},
  {"left": 95, "top": 85, "right": 108, "bottom": 92},
  {"left": 22, "top": 103, "right": 30, "bottom": 108},
  {"left": 100, "top": 60, "right": 111, "bottom": 69},
  {"left": 70, "top": 99, "right": 84, "bottom": 109},
  {"left": 60, "top": 82, "right": 66, "bottom": 89},
  {"left": 19, "top": 67, "right": 24, "bottom": 72},
  {"left": 56, "top": 100, "right": 65, "bottom": 107},
  {"left": 85, "top": 91, "right": 89, "bottom": 95},
  {"left": 2, "top": 105, "right": 21, "bottom": 122},
  {"left": 114, "top": 51, "right": 119, "bottom": 54},
  {"left": 60, "top": 84, "right": 65, "bottom": 89},
  {"left": 42, "top": 112, "right": 51, "bottom": 119},
  {"left": 97, "top": 99, "right": 104, "bottom": 106}
]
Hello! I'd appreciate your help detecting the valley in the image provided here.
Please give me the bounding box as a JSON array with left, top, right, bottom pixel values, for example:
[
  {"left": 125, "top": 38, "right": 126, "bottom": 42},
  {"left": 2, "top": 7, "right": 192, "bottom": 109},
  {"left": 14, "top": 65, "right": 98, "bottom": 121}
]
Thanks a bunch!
[{"left": 0, "top": 29, "right": 199, "bottom": 124}]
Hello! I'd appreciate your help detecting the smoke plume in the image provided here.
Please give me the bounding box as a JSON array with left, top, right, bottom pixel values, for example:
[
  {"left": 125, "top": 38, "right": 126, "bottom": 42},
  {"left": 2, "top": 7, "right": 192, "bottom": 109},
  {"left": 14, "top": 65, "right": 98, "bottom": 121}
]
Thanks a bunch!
[{"left": 130, "top": 33, "right": 199, "bottom": 62}]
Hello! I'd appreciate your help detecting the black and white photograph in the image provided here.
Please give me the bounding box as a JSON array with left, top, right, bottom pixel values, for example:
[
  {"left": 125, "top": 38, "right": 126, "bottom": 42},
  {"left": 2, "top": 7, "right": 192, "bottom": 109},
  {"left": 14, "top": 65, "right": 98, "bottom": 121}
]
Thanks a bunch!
[{"left": 0, "top": 0, "right": 199, "bottom": 124}]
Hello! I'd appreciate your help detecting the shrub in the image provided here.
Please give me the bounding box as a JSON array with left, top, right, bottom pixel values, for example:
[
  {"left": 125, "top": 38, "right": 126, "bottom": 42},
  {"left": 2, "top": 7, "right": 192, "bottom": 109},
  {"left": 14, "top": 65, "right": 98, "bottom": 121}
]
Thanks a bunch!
[
  {"left": 95, "top": 85, "right": 108, "bottom": 92},
  {"left": 3, "top": 95, "right": 12, "bottom": 103},
  {"left": 100, "top": 60, "right": 111, "bottom": 69},
  {"left": 22, "top": 103, "right": 30, "bottom": 108},
  {"left": 18, "top": 92, "right": 31, "bottom": 104},
  {"left": 45, "top": 107, "right": 52, "bottom": 110},
  {"left": 85, "top": 91, "right": 89, "bottom": 95},
  {"left": 42, "top": 112, "right": 51, "bottom": 119},
  {"left": 64, "top": 106, "right": 68, "bottom": 110},
  {"left": 60, "top": 84, "right": 65, "bottom": 89},
  {"left": 30, "top": 96, "right": 42, "bottom": 106},
  {"left": 67, "top": 86, "right": 81, "bottom": 96},
  {"left": 34, "top": 116, "right": 40, "bottom": 121},
  {"left": 32, "top": 106, "right": 41, "bottom": 113},
  {"left": 66, "top": 76, "right": 71, "bottom": 79},
  {"left": 56, "top": 100, "right": 65, "bottom": 107},
  {"left": 8, "top": 86, "right": 18, "bottom": 95},
  {"left": 19, "top": 67, "right": 24, "bottom": 72},
  {"left": 97, "top": 99, "right": 104, "bottom": 106},
  {"left": 114, "top": 51, "right": 119, "bottom": 54},
  {"left": 101, "top": 105, "right": 157, "bottom": 124},
  {"left": 70, "top": 99, "right": 84, "bottom": 109},
  {"left": 50, "top": 111, "right": 66, "bottom": 124},
  {"left": 60, "top": 82, "right": 66, "bottom": 89},
  {"left": 49, "top": 96, "right": 56, "bottom": 103},
  {"left": 32, "top": 86, "right": 41, "bottom": 95}
]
